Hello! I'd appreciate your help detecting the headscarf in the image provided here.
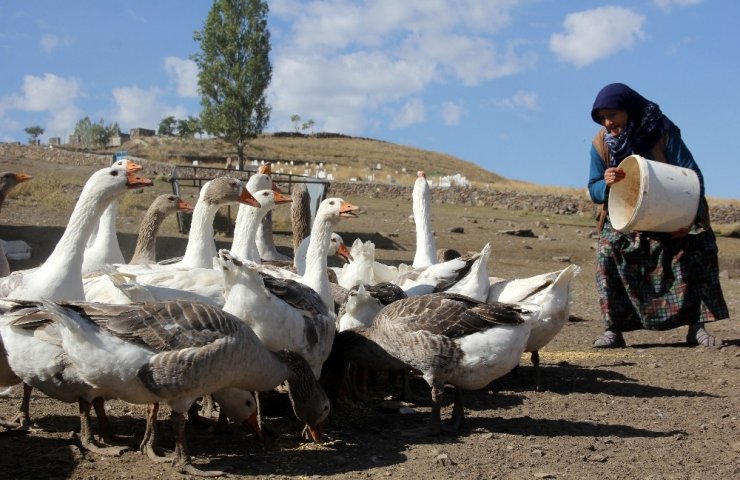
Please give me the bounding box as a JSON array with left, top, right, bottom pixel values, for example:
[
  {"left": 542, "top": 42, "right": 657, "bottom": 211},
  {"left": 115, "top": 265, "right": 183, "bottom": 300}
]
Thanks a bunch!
[{"left": 590, "top": 83, "right": 672, "bottom": 166}]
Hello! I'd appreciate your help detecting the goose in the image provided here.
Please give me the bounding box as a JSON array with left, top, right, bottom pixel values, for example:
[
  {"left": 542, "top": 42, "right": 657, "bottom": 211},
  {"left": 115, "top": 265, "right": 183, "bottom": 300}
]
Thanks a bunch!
[
  {"left": 236, "top": 197, "right": 360, "bottom": 313},
  {"left": 36, "top": 299, "right": 330, "bottom": 476},
  {"left": 323, "top": 293, "right": 538, "bottom": 435},
  {"left": 230, "top": 189, "right": 292, "bottom": 263},
  {"left": 337, "top": 282, "right": 407, "bottom": 332},
  {"left": 231, "top": 164, "right": 280, "bottom": 261},
  {"left": 393, "top": 243, "right": 492, "bottom": 301},
  {"left": 0, "top": 171, "right": 33, "bottom": 214},
  {"left": 128, "top": 194, "right": 194, "bottom": 265},
  {"left": 218, "top": 250, "right": 336, "bottom": 380},
  {"left": 296, "top": 232, "right": 352, "bottom": 277},
  {"left": 411, "top": 170, "right": 437, "bottom": 268},
  {"left": 0, "top": 163, "right": 152, "bottom": 301},
  {"left": 487, "top": 264, "right": 580, "bottom": 390},
  {"left": 253, "top": 163, "right": 291, "bottom": 261},
  {"left": 81, "top": 200, "right": 125, "bottom": 273},
  {"left": 0, "top": 302, "right": 127, "bottom": 454},
  {"left": 82, "top": 159, "right": 143, "bottom": 274},
  {"left": 0, "top": 164, "right": 152, "bottom": 437}
]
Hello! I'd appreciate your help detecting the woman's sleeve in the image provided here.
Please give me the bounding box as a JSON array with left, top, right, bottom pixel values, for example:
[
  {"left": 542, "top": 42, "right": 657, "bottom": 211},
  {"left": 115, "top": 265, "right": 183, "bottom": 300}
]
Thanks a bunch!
[
  {"left": 665, "top": 126, "right": 705, "bottom": 198},
  {"left": 587, "top": 144, "right": 607, "bottom": 204}
]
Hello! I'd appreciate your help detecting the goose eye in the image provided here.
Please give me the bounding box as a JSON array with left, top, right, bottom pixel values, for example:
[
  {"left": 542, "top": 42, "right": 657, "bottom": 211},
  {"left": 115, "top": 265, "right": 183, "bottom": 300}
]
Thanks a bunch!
[
  {"left": 110, "top": 170, "right": 119, "bottom": 176},
  {"left": 323, "top": 405, "right": 329, "bottom": 412}
]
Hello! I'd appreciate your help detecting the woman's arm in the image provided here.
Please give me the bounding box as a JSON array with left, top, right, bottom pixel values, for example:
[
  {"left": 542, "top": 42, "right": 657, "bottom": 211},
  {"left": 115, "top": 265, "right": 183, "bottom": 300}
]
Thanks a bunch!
[{"left": 587, "top": 144, "right": 608, "bottom": 204}]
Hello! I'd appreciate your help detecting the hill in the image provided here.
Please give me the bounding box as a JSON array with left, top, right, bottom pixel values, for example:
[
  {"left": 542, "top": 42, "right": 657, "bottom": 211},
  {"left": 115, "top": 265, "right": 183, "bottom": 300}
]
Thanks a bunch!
[{"left": 110, "top": 133, "right": 522, "bottom": 189}]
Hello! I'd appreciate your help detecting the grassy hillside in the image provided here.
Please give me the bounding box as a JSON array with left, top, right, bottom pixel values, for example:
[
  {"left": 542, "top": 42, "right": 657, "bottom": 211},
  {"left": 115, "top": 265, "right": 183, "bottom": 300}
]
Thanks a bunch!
[{"left": 110, "top": 133, "right": 544, "bottom": 191}]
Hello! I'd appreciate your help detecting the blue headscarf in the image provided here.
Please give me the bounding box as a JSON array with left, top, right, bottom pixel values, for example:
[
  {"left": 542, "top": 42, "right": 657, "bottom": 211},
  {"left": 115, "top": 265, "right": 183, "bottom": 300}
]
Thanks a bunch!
[{"left": 591, "top": 83, "right": 672, "bottom": 166}]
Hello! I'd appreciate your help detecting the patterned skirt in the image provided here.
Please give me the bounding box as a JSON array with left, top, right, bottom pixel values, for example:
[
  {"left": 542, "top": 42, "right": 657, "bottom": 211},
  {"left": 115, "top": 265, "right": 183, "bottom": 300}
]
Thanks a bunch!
[{"left": 596, "top": 220, "right": 729, "bottom": 332}]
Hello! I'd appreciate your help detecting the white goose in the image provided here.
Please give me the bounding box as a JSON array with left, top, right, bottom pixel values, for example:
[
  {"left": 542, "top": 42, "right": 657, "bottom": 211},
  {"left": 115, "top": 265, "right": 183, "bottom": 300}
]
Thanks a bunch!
[
  {"left": 487, "top": 264, "right": 580, "bottom": 390},
  {"left": 231, "top": 165, "right": 279, "bottom": 261},
  {"left": 253, "top": 163, "right": 291, "bottom": 261},
  {"left": 230, "top": 189, "right": 292, "bottom": 263},
  {"left": 323, "top": 293, "right": 538, "bottom": 435},
  {"left": 82, "top": 199, "right": 125, "bottom": 274},
  {"left": 411, "top": 170, "right": 437, "bottom": 268},
  {"left": 219, "top": 250, "right": 336, "bottom": 379},
  {"left": 393, "top": 242, "right": 492, "bottom": 301},
  {"left": 0, "top": 302, "right": 127, "bottom": 454},
  {"left": 37, "top": 299, "right": 330, "bottom": 476},
  {"left": 0, "top": 163, "right": 152, "bottom": 301}
]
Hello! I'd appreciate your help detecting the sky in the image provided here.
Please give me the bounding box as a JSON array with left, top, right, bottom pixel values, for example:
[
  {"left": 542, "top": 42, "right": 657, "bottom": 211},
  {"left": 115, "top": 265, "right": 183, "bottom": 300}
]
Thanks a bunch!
[{"left": 1, "top": 0, "right": 738, "bottom": 199}]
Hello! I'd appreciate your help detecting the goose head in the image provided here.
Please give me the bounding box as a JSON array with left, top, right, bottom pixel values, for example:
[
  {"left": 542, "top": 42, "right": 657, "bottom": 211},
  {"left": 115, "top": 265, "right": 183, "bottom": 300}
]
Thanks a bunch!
[
  {"left": 344, "top": 283, "right": 382, "bottom": 324},
  {"left": 212, "top": 388, "right": 261, "bottom": 439},
  {"left": 202, "top": 176, "right": 259, "bottom": 208},
  {"left": 151, "top": 193, "right": 193, "bottom": 214},
  {"left": 0, "top": 171, "right": 33, "bottom": 193},
  {"left": 216, "top": 249, "right": 264, "bottom": 295},
  {"left": 84, "top": 162, "right": 153, "bottom": 203},
  {"left": 317, "top": 198, "right": 360, "bottom": 222},
  {"left": 276, "top": 350, "right": 331, "bottom": 443},
  {"left": 329, "top": 233, "right": 352, "bottom": 262},
  {"left": 251, "top": 189, "right": 292, "bottom": 213}
]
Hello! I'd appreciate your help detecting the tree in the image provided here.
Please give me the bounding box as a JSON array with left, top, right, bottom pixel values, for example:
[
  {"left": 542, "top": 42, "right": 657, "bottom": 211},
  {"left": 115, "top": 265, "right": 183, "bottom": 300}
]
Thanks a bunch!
[
  {"left": 24, "top": 125, "right": 44, "bottom": 143},
  {"left": 72, "top": 117, "right": 118, "bottom": 148},
  {"left": 193, "top": 0, "right": 272, "bottom": 170},
  {"left": 158, "top": 116, "right": 177, "bottom": 136},
  {"left": 291, "top": 114, "right": 301, "bottom": 132},
  {"left": 301, "top": 119, "right": 315, "bottom": 135}
]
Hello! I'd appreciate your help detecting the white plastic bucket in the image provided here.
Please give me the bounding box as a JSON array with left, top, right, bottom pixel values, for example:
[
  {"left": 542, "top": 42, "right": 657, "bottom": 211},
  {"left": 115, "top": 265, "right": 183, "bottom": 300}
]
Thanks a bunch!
[{"left": 608, "top": 155, "right": 700, "bottom": 233}]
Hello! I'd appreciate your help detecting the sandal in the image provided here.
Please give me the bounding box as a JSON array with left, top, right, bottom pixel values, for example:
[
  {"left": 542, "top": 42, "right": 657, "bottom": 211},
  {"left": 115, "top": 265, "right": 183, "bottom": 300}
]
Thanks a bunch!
[
  {"left": 686, "top": 325, "right": 723, "bottom": 347},
  {"left": 592, "top": 330, "right": 625, "bottom": 348}
]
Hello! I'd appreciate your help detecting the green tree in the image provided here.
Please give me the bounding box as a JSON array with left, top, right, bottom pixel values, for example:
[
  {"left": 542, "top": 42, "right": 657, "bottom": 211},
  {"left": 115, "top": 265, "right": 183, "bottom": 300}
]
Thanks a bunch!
[
  {"left": 193, "top": 0, "right": 272, "bottom": 170},
  {"left": 158, "top": 116, "right": 177, "bottom": 136},
  {"left": 24, "top": 125, "right": 44, "bottom": 143},
  {"left": 301, "top": 119, "right": 315, "bottom": 135},
  {"left": 72, "top": 117, "right": 118, "bottom": 147},
  {"left": 290, "top": 114, "right": 301, "bottom": 132}
]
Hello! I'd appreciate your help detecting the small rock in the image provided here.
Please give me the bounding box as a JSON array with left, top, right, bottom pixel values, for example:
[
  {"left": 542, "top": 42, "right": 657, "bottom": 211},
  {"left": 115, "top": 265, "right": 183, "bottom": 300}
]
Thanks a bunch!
[
  {"left": 589, "top": 454, "right": 608, "bottom": 463},
  {"left": 551, "top": 256, "right": 571, "bottom": 263},
  {"left": 435, "top": 453, "right": 456, "bottom": 466},
  {"left": 534, "top": 473, "right": 557, "bottom": 479},
  {"left": 449, "top": 227, "right": 465, "bottom": 233}
]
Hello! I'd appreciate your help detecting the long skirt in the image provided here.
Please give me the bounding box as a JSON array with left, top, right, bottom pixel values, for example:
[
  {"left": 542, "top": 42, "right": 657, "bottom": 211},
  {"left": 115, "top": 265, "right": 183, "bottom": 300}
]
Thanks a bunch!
[{"left": 596, "top": 220, "right": 729, "bottom": 332}]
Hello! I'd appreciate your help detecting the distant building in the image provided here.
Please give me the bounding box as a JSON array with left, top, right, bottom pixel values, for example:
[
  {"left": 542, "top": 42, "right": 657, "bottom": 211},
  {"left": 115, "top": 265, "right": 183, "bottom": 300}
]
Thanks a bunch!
[
  {"left": 48, "top": 137, "right": 62, "bottom": 146},
  {"left": 130, "top": 128, "right": 155, "bottom": 137},
  {"left": 108, "top": 132, "right": 131, "bottom": 147}
]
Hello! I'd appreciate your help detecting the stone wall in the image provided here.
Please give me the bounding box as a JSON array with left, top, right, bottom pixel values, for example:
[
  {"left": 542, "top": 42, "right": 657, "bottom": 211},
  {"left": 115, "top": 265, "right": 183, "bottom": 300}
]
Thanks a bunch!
[{"left": 327, "top": 181, "right": 740, "bottom": 224}]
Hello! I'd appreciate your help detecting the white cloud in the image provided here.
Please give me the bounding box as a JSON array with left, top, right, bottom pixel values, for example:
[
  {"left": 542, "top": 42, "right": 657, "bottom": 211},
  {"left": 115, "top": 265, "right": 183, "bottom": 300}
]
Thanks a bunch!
[
  {"left": 0, "top": 73, "right": 83, "bottom": 138},
  {"left": 111, "top": 85, "right": 187, "bottom": 130},
  {"left": 164, "top": 57, "right": 199, "bottom": 97},
  {"left": 652, "top": 0, "right": 703, "bottom": 11},
  {"left": 391, "top": 98, "right": 426, "bottom": 128},
  {"left": 495, "top": 90, "right": 538, "bottom": 110},
  {"left": 441, "top": 101, "right": 464, "bottom": 126},
  {"left": 269, "top": 0, "right": 533, "bottom": 133},
  {"left": 549, "top": 6, "right": 646, "bottom": 68},
  {"left": 39, "top": 34, "right": 71, "bottom": 53}
]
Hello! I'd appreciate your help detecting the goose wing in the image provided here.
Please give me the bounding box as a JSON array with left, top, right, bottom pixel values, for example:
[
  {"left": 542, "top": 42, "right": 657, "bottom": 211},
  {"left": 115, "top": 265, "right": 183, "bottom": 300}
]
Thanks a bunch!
[{"left": 259, "top": 273, "right": 330, "bottom": 317}]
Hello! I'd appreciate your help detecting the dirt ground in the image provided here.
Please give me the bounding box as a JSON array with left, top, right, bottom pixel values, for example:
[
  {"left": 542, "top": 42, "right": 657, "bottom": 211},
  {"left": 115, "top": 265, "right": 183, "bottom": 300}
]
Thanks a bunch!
[{"left": 0, "top": 157, "right": 738, "bottom": 479}]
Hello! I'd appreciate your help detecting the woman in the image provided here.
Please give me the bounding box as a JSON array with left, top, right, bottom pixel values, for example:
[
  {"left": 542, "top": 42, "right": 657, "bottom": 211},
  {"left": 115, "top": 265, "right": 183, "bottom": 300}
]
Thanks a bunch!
[{"left": 587, "top": 83, "right": 729, "bottom": 348}]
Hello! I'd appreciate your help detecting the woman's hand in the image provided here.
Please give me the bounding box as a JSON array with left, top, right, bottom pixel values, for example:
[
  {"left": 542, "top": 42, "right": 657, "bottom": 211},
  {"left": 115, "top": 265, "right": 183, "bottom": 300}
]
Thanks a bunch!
[{"left": 604, "top": 167, "right": 625, "bottom": 187}]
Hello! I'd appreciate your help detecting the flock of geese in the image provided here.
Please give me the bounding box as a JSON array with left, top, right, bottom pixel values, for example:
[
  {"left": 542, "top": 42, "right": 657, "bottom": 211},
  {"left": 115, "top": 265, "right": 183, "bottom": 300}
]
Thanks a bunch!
[{"left": 0, "top": 161, "right": 579, "bottom": 476}]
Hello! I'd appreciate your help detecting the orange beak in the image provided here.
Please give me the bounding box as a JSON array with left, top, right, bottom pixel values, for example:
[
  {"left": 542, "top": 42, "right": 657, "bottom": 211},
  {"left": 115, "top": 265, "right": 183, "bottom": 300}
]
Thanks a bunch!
[
  {"left": 273, "top": 191, "right": 292, "bottom": 205},
  {"left": 239, "top": 187, "right": 260, "bottom": 207},
  {"left": 242, "top": 412, "right": 262, "bottom": 441},
  {"left": 303, "top": 422, "right": 324, "bottom": 443},
  {"left": 14, "top": 173, "right": 33, "bottom": 183},
  {"left": 339, "top": 201, "right": 360, "bottom": 218},
  {"left": 271, "top": 182, "right": 283, "bottom": 194},
  {"left": 126, "top": 173, "right": 153, "bottom": 188},
  {"left": 126, "top": 162, "right": 143, "bottom": 173},
  {"left": 176, "top": 199, "right": 194, "bottom": 212},
  {"left": 335, "top": 242, "right": 352, "bottom": 263}
]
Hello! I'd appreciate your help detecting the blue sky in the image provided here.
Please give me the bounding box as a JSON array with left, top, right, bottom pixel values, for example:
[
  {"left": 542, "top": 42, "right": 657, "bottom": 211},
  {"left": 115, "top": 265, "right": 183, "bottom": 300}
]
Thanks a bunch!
[{"left": 1, "top": 0, "right": 738, "bottom": 199}]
